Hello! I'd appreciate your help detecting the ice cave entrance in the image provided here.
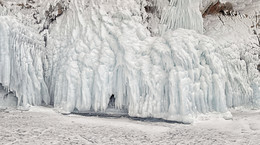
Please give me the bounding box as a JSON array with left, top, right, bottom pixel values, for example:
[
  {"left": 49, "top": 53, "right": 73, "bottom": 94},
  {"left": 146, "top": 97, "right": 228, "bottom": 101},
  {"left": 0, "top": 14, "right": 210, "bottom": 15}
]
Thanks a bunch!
[
  {"left": 108, "top": 94, "right": 115, "bottom": 108},
  {"left": 0, "top": 84, "right": 18, "bottom": 108}
]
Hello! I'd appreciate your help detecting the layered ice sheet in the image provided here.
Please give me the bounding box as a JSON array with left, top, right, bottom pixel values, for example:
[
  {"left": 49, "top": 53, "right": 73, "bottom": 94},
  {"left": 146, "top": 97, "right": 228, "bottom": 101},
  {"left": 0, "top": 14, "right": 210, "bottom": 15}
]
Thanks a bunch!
[{"left": 0, "top": 0, "right": 259, "bottom": 123}]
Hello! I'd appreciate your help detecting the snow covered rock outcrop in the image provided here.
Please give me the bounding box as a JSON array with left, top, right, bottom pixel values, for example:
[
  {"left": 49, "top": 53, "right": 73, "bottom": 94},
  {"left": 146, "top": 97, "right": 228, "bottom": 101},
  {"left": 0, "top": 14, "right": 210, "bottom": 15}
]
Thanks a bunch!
[{"left": 0, "top": 0, "right": 259, "bottom": 123}]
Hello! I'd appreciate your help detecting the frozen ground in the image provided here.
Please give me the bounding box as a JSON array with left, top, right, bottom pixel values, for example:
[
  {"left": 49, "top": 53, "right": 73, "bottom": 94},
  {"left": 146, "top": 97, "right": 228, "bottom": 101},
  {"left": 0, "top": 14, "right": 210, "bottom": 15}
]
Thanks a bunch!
[{"left": 0, "top": 107, "right": 260, "bottom": 145}]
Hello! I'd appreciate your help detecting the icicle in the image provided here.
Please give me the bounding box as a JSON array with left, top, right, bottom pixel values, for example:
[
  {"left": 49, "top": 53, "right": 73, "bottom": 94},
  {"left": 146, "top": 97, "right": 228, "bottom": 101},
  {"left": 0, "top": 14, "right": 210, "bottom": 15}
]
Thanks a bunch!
[{"left": 160, "top": 0, "right": 203, "bottom": 33}]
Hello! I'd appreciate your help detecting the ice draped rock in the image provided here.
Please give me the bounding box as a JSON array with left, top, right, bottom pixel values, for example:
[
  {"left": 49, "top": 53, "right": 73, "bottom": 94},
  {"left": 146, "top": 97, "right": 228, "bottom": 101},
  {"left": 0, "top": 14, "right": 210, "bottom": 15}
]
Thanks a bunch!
[
  {"left": 48, "top": 26, "right": 229, "bottom": 123},
  {"left": 0, "top": 0, "right": 259, "bottom": 123},
  {"left": 0, "top": 17, "right": 49, "bottom": 107},
  {"left": 43, "top": 0, "right": 229, "bottom": 123}
]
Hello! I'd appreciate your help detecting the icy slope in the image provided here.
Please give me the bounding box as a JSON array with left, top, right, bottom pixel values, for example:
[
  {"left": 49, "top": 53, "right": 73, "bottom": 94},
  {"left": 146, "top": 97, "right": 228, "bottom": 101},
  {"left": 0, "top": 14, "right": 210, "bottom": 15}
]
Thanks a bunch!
[{"left": 0, "top": 0, "right": 259, "bottom": 123}]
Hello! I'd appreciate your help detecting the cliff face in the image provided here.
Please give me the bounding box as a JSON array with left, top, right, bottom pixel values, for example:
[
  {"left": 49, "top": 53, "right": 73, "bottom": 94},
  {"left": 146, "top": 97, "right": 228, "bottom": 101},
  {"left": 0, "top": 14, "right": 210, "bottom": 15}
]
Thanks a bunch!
[{"left": 0, "top": 0, "right": 259, "bottom": 123}]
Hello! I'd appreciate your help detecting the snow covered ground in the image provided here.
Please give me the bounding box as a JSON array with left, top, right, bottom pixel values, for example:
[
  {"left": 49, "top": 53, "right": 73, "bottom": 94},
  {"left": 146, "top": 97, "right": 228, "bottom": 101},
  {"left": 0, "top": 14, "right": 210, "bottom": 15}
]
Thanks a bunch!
[{"left": 0, "top": 106, "right": 260, "bottom": 144}]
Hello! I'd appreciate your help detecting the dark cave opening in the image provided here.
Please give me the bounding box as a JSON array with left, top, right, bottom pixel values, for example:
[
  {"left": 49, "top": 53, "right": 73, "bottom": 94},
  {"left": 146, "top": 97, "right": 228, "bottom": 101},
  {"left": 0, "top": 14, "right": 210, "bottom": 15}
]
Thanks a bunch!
[{"left": 108, "top": 94, "right": 115, "bottom": 108}]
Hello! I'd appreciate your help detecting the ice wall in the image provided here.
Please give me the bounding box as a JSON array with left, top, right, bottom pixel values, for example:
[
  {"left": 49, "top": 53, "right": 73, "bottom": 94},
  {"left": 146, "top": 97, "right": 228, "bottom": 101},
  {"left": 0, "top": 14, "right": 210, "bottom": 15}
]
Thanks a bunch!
[
  {"left": 203, "top": 5, "right": 260, "bottom": 108},
  {"left": 39, "top": 0, "right": 230, "bottom": 123},
  {"left": 0, "top": 17, "right": 49, "bottom": 107}
]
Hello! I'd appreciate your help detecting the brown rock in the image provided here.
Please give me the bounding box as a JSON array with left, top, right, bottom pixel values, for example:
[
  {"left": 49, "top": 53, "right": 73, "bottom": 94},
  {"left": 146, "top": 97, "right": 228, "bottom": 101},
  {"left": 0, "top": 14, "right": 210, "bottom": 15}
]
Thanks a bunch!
[{"left": 203, "top": 1, "right": 234, "bottom": 17}]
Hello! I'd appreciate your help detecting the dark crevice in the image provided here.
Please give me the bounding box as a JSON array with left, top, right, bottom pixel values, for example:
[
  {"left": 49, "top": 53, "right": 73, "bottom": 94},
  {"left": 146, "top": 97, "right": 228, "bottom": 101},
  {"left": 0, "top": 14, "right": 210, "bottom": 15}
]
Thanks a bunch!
[
  {"left": 108, "top": 94, "right": 115, "bottom": 108},
  {"left": 43, "top": 34, "right": 47, "bottom": 47},
  {"left": 71, "top": 112, "right": 186, "bottom": 124}
]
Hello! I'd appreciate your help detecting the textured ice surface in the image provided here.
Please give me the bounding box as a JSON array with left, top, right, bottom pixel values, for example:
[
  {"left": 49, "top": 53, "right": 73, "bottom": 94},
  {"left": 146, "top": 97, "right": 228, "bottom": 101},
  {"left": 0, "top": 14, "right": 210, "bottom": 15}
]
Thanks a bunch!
[
  {"left": 0, "top": 0, "right": 259, "bottom": 123},
  {"left": 160, "top": 0, "right": 203, "bottom": 33},
  {"left": 0, "top": 17, "right": 49, "bottom": 106}
]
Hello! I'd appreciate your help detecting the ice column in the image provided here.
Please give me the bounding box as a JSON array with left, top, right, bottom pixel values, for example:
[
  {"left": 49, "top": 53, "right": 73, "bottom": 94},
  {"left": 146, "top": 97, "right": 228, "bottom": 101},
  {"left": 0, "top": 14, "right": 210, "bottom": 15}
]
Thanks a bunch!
[{"left": 160, "top": 0, "right": 203, "bottom": 33}]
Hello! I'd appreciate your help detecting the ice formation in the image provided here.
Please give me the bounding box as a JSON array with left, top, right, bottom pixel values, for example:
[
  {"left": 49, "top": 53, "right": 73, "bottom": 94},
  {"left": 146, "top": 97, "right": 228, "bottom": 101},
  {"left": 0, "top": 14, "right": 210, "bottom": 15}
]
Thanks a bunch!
[
  {"left": 0, "top": 83, "right": 17, "bottom": 108},
  {"left": 0, "top": 17, "right": 49, "bottom": 106},
  {"left": 160, "top": 0, "right": 203, "bottom": 33},
  {"left": 0, "top": 0, "right": 259, "bottom": 123}
]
